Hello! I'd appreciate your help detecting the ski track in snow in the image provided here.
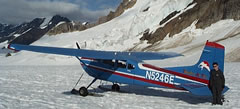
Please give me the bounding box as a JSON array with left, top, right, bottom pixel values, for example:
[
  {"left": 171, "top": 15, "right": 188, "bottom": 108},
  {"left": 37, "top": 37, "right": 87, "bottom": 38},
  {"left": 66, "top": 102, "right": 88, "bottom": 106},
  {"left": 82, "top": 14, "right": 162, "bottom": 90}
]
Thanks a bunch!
[{"left": 0, "top": 63, "right": 240, "bottom": 109}]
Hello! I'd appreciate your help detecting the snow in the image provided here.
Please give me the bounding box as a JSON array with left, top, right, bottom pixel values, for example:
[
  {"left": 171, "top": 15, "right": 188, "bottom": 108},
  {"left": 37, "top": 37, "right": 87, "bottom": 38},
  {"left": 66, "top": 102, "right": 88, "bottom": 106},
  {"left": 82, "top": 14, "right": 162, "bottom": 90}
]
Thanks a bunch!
[
  {"left": 158, "top": 2, "right": 197, "bottom": 28},
  {"left": 13, "top": 34, "right": 21, "bottom": 37},
  {"left": 2, "top": 19, "right": 240, "bottom": 65},
  {"left": 82, "top": 22, "right": 89, "bottom": 26},
  {"left": 0, "top": 0, "right": 240, "bottom": 108},
  {"left": 40, "top": 25, "right": 47, "bottom": 29},
  {"left": 0, "top": 0, "right": 197, "bottom": 65},
  {"left": 0, "top": 0, "right": 239, "bottom": 65},
  {"left": 22, "top": 28, "right": 32, "bottom": 34},
  {"left": 40, "top": 17, "right": 52, "bottom": 29},
  {"left": 0, "top": 63, "right": 239, "bottom": 109},
  {"left": 140, "top": 19, "right": 240, "bottom": 67},
  {"left": 7, "top": 27, "right": 32, "bottom": 40},
  {"left": 11, "top": 28, "right": 33, "bottom": 38},
  {"left": 55, "top": 21, "right": 66, "bottom": 27},
  {"left": 0, "top": 41, "right": 11, "bottom": 56}
]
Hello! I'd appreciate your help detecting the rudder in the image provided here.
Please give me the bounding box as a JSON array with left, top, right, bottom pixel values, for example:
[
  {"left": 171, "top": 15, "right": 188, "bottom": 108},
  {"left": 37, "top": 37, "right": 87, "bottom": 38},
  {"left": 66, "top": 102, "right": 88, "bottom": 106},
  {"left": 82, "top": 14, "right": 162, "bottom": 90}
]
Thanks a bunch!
[{"left": 194, "top": 41, "right": 225, "bottom": 79}]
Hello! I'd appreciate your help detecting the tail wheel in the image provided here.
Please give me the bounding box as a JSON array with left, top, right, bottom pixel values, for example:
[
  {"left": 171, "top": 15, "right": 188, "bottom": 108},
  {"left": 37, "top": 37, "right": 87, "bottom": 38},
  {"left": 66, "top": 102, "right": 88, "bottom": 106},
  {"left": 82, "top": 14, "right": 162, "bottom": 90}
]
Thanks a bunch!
[
  {"left": 79, "top": 87, "right": 88, "bottom": 97},
  {"left": 112, "top": 84, "right": 120, "bottom": 91}
]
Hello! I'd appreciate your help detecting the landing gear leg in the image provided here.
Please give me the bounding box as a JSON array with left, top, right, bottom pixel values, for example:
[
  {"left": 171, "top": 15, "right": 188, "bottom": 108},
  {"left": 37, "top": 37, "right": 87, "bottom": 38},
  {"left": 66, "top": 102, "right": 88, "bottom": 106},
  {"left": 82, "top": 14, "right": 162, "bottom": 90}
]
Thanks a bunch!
[
  {"left": 79, "top": 78, "right": 97, "bottom": 97},
  {"left": 111, "top": 84, "right": 120, "bottom": 91},
  {"left": 71, "top": 73, "right": 84, "bottom": 94}
]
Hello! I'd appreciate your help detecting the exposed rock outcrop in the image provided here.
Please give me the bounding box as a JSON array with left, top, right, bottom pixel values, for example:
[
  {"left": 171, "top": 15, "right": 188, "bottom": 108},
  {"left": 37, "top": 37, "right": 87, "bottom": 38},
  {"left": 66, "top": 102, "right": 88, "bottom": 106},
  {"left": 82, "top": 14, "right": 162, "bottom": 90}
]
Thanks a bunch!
[
  {"left": 0, "top": 18, "right": 45, "bottom": 43},
  {"left": 0, "top": 23, "right": 16, "bottom": 38},
  {"left": 141, "top": 0, "right": 240, "bottom": 44},
  {"left": 9, "top": 15, "right": 71, "bottom": 45},
  {"left": 47, "top": 22, "right": 87, "bottom": 35},
  {"left": 47, "top": 0, "right": 137, "bottom": 36},
  {"left": 97, "top": 0, "right": 137, "bottom": 24}
]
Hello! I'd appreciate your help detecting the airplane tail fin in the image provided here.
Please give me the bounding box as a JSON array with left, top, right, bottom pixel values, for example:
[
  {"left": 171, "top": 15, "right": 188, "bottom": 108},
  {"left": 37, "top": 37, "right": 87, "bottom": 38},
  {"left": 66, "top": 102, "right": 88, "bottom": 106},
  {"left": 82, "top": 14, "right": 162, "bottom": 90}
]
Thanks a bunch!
[
  {"left": 194, "top": 41, "right": 225, "bottom": 78},
  {"left": 180, "top": 41, "right": 227, "bottom": 96}
]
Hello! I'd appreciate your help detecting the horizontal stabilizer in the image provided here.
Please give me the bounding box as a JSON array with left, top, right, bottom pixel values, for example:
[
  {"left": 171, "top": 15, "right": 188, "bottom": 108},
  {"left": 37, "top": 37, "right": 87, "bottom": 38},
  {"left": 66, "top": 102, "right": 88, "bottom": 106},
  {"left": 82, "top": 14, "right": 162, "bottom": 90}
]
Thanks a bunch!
[{"left": 181, "top": 83, "right": 229, "bottom": 96}]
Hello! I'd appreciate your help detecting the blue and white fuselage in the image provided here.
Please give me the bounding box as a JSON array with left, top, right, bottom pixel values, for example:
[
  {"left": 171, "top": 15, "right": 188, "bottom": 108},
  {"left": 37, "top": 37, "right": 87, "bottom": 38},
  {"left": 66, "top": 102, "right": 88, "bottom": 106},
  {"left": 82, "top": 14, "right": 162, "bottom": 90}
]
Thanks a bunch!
[
  {"left": 80, "top": 57, "right": 208, "bottom": 91},
  {"left": 8, "top": 41, "right": 229, "bottom": 96}
]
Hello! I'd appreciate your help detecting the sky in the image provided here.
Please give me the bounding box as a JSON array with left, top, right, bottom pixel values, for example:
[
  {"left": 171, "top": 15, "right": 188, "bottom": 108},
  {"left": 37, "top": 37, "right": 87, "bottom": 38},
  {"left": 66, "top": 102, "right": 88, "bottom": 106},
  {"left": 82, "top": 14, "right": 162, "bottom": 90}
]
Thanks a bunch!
[{"left": 0, "top": 0, "right": 122, "bottom": 24}]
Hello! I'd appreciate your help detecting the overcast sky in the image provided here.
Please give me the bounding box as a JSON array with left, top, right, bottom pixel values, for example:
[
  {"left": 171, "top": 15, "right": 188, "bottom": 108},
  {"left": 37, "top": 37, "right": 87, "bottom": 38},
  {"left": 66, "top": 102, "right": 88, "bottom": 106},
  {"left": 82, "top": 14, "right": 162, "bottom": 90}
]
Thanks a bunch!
[{"left": 0, "top": 0, "right": 121, "bottom": 24}]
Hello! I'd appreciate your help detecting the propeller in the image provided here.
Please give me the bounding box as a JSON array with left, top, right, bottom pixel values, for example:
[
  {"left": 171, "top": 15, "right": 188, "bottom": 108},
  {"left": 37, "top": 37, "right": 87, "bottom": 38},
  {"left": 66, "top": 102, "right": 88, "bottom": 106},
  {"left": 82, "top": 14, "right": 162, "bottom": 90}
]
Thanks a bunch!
[{"left": 76, "top": 42, "right": 80, "bottom": 49}]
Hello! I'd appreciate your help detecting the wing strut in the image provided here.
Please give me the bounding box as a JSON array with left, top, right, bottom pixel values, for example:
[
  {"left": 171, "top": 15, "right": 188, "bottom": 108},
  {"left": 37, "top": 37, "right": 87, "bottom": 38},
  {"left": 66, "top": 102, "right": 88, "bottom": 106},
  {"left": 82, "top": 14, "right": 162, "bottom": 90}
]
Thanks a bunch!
[{"left": 71, "top": 42, "right": 85, "bottom": 94}]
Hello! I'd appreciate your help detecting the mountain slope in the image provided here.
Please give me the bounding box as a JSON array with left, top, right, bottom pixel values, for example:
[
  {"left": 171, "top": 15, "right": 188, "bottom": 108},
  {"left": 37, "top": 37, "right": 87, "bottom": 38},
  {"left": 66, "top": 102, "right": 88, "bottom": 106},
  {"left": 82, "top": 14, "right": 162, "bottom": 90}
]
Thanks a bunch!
[
  {"left": 1, "top": 0, "right": 240, "bottom": 65},
  {"left": 140, "top": 0, "right": 240, "bottom": 44},
  {"left": 46, "top": 0, "right": 137, "bottom": 36},
  {"left": 0, "top": 15, "right": 70, "bottom": 45}
]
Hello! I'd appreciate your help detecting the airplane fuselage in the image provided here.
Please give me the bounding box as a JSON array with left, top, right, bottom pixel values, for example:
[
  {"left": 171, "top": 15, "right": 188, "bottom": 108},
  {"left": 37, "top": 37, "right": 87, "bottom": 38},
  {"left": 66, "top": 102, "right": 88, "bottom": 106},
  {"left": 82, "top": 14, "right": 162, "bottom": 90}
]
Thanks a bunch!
[{"left": 80, "top": 57, "right": 209, "bottom": 91}]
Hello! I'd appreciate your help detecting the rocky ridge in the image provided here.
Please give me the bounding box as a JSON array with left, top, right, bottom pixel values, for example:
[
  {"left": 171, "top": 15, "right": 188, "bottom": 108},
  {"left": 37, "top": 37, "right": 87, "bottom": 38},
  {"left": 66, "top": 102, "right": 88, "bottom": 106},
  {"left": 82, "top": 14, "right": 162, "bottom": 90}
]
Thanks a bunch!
[
  {"left": 140, "top": 0, "right": 240, "bottom": 44},
  {"left": 47, "top": 0, "right": 137, "bottom": 35},
  {"left": 0, "top": 15, "right": 70, "bottom": 45}
]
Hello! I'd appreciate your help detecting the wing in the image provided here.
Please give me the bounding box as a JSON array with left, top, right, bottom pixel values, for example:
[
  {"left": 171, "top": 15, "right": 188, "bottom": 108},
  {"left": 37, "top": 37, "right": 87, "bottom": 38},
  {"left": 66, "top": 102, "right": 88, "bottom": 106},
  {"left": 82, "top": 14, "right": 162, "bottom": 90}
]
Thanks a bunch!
[
  {"left": 8, "top": 44, "right": 182, "bottom": 60},
  {"left": 123, "top": 52, "right": 183, "bottom": 60}
]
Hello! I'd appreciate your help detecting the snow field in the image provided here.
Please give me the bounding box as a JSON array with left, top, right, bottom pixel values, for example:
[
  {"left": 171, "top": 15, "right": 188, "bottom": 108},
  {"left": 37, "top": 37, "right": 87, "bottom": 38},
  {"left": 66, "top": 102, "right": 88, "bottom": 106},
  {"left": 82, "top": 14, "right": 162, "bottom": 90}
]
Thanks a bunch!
[{"left": 0, "top": 63, "right": 239, "bottom": 109}]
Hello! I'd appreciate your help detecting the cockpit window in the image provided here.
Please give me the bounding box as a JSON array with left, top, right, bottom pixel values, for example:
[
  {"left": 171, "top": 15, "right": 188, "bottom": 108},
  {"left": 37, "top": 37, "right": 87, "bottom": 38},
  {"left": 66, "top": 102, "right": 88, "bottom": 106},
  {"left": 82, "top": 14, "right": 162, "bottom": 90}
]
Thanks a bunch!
[
  {"left": 103, "top": 60, "right": 115, "bottom": 66},
  {"left": 128, "top": 64, "right": 135, "bottom": 69},
  {"left": 117, "top": 60, "right": 127, "bottom": 68}
]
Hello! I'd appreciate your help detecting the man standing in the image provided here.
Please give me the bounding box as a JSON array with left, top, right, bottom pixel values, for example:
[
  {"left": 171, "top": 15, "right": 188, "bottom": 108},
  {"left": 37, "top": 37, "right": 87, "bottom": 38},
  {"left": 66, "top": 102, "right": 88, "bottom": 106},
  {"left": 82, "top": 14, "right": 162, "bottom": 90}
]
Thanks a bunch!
[{"left": 209, "top": 62, "right": 225, "bottom": 105}]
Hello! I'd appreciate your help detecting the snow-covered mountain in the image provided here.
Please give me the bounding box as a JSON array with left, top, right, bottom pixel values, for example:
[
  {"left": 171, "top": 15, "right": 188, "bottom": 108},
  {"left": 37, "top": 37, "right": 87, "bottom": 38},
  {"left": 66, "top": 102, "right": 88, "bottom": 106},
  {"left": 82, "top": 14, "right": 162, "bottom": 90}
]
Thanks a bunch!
[
  {"left": 0, "top": 23, "right": 15, "bottom": 38},
  {"left": 47, "top": 0, "right": 137, "bottom": 36},
  {"left": 1, "top": 0, "right": 240, "bottom": 65},
  {"left": 0, "top": 15, "right": 70, "bottom": 45},
  {"left": 1, "top": 1, "right": 240, "bottom": 108}
]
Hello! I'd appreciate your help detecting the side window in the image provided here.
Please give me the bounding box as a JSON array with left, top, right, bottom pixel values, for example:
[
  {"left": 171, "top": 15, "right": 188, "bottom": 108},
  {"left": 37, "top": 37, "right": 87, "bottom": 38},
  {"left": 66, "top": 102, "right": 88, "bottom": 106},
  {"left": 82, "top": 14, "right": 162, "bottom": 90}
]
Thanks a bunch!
[
  {"left": 117, "top": 60, "right": 127, "bottom": 68},
  {"left": 128, "top": 64, "right": 135, "bottom": 69},
  {"left": 103, "top": 60, "right": 115, "bottom": 66}
]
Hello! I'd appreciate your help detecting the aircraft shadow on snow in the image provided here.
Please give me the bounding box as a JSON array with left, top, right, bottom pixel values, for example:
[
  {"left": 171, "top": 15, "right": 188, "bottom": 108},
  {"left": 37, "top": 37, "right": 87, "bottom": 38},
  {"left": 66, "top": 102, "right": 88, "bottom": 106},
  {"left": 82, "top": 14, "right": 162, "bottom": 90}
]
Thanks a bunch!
[{"left": 62, "top": 84, "right": 212, "bottom": 104}]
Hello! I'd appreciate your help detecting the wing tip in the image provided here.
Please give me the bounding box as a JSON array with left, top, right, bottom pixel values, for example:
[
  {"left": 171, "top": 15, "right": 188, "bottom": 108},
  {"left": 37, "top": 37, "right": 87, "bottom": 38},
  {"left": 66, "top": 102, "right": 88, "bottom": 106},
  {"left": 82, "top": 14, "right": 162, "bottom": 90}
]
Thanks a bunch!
[
  {"left": 7, "top": 44, "right": 12, "bottom": 50},
  {"left": 7, "top": 44, "right": 19, "bottom": 52}
]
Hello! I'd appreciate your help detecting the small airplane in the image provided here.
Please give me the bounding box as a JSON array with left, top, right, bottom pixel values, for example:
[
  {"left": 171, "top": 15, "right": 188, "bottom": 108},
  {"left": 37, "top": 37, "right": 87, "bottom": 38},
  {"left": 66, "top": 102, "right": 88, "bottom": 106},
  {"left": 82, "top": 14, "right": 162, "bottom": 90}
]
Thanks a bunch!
[{"left": 8, "top": 41, "right": 229, "bottom": 97}]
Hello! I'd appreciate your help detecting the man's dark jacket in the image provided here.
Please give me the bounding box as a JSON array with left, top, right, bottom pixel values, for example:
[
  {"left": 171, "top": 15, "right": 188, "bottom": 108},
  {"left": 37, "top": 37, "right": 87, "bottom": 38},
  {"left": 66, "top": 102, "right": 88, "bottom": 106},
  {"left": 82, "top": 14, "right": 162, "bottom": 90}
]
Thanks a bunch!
[{"left": 209, "top": 69, "right": 225, "bottom": 90}]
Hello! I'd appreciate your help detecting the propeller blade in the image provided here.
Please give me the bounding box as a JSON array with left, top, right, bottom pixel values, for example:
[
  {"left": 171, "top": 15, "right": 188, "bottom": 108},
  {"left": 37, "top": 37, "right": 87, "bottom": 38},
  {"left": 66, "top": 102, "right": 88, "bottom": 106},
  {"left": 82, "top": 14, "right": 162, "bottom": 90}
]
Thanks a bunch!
[{"left": 76, "top": 42, "right": 80, "bottom": 49}]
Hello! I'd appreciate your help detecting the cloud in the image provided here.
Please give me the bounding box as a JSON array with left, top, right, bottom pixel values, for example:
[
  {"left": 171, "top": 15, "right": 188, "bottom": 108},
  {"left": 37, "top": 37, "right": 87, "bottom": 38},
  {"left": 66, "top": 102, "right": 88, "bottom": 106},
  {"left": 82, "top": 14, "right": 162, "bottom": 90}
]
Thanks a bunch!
[{"left": 0, "top": 0, "right": 115, "bottom": 24}]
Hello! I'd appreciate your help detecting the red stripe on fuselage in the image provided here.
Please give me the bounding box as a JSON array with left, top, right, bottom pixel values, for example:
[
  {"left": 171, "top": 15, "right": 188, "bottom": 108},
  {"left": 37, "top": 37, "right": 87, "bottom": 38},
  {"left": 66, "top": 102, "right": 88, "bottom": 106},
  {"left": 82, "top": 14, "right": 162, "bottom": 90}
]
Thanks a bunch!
[
  {"left": 81, "top": 57, "right": 94, "bottom": 60},
  {"left": 142, "top": 64, "right": 209, "bottom": 84},
  {"left": 83, "top": 64, "right": 184, "bottom": 90}
]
